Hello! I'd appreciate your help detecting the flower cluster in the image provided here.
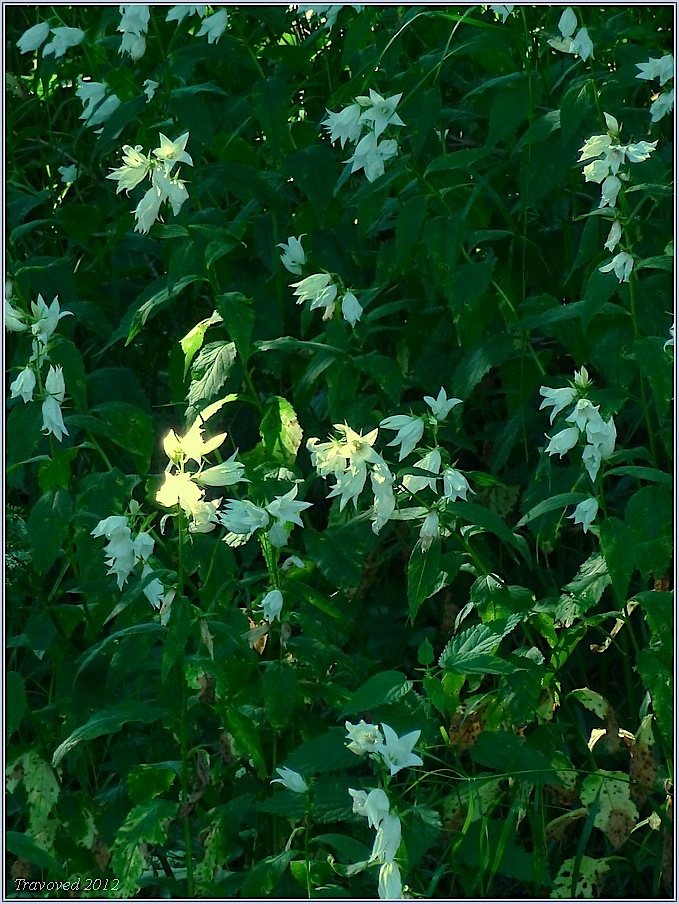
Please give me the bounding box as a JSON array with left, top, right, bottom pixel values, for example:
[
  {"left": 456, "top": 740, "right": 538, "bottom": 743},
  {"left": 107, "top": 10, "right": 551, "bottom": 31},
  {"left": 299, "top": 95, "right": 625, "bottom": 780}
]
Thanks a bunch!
[
  {"left": 6, "top": 292, "right": 73, "bottom": 442},
  {"left": 17, "top": 21, "right": 84, "bottom": 58},
  {"left": 579, "top": 113, "right": 657, "bottom": 282},
  {"left": 118, "top": 5, "right": 150, "bottom": 60},
  {"left": 349, "top": 787, "right": 403, "bottom": 899},
  {"left": 156, "top": 407, "right": 247, "bottom": 533},
  {"left": 636, "top": 54, "right": 674, "bottom": 122},
  {"left": 323, "top": 89, "right": 405, "bottom": 182},
  {"left": 345, "top": 720, "right": 423, "bottom": 775},
  {"left": 107, "top": 132, "right": 193, "bottom": 234},
  {"left": 166, "top": 5, "right": 228, "bottom": 42},
  {"left": 280, "top": 237, "right": 364, "bottom": 328},
  {"left": 91, "top": 513, "right": 171, "bottom": 612},
  {"left": 548, "top": 7, "right": 593, "bottom": 62},
  {"left": 219, "top": 485, "right": 312, "bottom": 548},
  {"left": 540, "top": 367, "right": 617, "bottom": 531}
]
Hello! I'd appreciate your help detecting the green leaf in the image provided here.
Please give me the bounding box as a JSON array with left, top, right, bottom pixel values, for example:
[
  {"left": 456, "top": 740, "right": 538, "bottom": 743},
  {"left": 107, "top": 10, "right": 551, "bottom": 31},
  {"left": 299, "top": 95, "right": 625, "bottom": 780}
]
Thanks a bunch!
[
  {"left": 125, "top": 274, "right": 208, "bottom": 345},
  {"left": 439, "top": 622, "right": 522, "bottom": 675},
  {"left": 180, "top": 310, "right": 224, "bottom": 379},
  {"left": 447, "top": 499, "right": 530, "bottom": 561},
  {"left": 516, "top": 492, "right": 589, "bottom": 528},
  {"left": 625, "top": 485, "right": 673, "bottom": 578},
  {"left": 471, "top": 730, "right": 554, "bottom": 780},
  {"left": 408, "top": 538, "right": 444, "bottom": 621},
  {"left": 27, "top": 489, "right": 72, "bottom": 574},
  {"left": 110, "top": 800, "right": 177, "bottom": 898},
  {"left": 258, "top": 395, "right": 303, "bottom": 467},
  {"left": 127, "top": 763, "right": 180, "bottom": 805},
  {"left": 451, "top": 333, "right": 515, "bottom": 400},
  {"left": 285, "top": 728, "right": 357, "bottom": 775},
  {"left": 7, "top": 671, "right": 27, "bottom": 736},
  {"left": 222, "top": 706, "right": 266, "bottom": 773},
  {"left": 263, "top": 662, "right": 299, "bottom": 728},
  {"left": 605, "top": 465, "right": 672, "bottom": 484},
  {"left": 52, "top": 701, "right": 161, "bottom": 767},
  {"left": 38, "top": 447, "right": 78, "bottom": 492},
  {"left": 426, "top": 148, "right": 491, "bottom": 174},
  {"left": 340, "top": 670, "right": 413, "bottom": 716},
  {"left": 241, "top": 851, "right": 297, "bottom": 898},
  {"left": 554, "top": 555, "right": 611, "bottom": 627},
  {"left": 215, "top": 292, "right": 255, "bottom": 363},
  {"left": 599, "top": 517, "right": 635, "bottom": 604},
  {"left": 162, "top": 594, "right": 191, "bottom": 683},
  {"left": 6, "top": 831, "right": 65, "bottom": 876},
  {"left": 636, "top": 648, "right": 672, "bottom": 747},
  {"left": 186, "top": 340, "right": 237, "bottom": 414}
]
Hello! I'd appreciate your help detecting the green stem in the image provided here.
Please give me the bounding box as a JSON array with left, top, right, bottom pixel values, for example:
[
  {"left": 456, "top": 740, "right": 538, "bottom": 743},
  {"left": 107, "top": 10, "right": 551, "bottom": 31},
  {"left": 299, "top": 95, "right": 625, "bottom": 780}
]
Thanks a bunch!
[{"left": 175, "top": 509, "right": 194, "bottom": 896}]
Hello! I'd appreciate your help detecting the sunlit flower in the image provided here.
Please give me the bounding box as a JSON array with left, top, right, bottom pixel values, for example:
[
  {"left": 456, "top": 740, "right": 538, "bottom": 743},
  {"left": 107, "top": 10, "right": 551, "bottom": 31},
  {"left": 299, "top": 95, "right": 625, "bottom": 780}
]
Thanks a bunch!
[
  {"left": 42, "top": 26, "right": 85, "bottom": 58},
  {"left": 194, "top": 452, "right": 247, "bottom": 487},
  {"left": 490, "top": 5, "right": 514, "bottom": 23},
  {"left": 133, "top": 185, "right": 163, "bottom": 234},
  {"left": 107, "top": 145, "right": 152, "bottom": 194},
  {"left": 155, "top": 471, "right": 204, "bottom": 515},
  {"left": 278, "top": 235, "right": 306, "bottom": 275},
  {"left": 196, "top": 8, "right": 228, "bottom": 43},
  {"left": 271, "top": 767, "right": 308, "bottom": 793},
  {"left": 650, "top": 90, "right": 674, "bottom": 122},
  {"left": 599, "top": 250, "right": 633, "bottom": 282},
  {"left": 10, "top": 367, "right": 36, "bottom": 403},
  {"left": 569, "top": 497, "right": 599, "bottom": 533},
  {"left": 380, "top": 414, "right": 425, "bottom": 460},
  {"left": 260, "top": 589, "right": 283, "bottom": 622},
  {"left": 266, "top": 485, "right": 312, "bottom": 527},
  {"left": 423, "top": 387, "right": 462, "bottom": 421},
  {"left": 378, "top": 862, "right": 403, "bottom": 900},
  {"left": 153, "top": 132, "right": 193, "bottom": 174},
  {"left": 17, "top": 21, "right": 50, "bottom": 54}
]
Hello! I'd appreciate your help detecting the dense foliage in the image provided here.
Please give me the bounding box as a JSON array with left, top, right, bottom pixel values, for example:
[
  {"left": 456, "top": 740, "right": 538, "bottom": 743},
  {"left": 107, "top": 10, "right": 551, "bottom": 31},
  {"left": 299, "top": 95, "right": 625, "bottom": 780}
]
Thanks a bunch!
[{"left": 5, "top": 4, "right": 674, "bottom": 899}]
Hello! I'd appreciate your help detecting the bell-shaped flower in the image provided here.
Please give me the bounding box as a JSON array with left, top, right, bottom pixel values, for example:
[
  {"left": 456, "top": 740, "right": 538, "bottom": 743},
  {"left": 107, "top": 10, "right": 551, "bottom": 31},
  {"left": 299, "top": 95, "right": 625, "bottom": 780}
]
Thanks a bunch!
[
  {"left": 132, "top": 531, "right": 155, "bottom": 561},
  {"left": 164, "top": 418, "right": 227, "bottom": 466},
  {"left": 167, "top": 5, "right": 207, "bottom": 23},
  {"left": 341, "top": 291, "right": 363, "bottom": 327},
  {"left": 58, "top": 164, "right": 78, "bottom": 183},
  {"left": 10, "top": 367, "right": 36, "bottom": 403},
  {"left": 380, "top": 414, "right": 425, "bottom": 460},
  {"left": 77, "top": 80, "right": 121, "bottom": 128},
  {"left": 364, "top": 788, "right": 391, "bottom": 829},
  {"left": 290, "top": 272, "right": 337, "bottom": 310},
  {"left": 5, "top": 299, "right": 28, "bottom": 332},
  {"left": 378, "top": 862, "right": 403, "bottom": 900},
  {"left": 259, "top": 589, "right": 284, "bottom": 622},
  {"left": 545, "top": 426, "right": 580, "bottom": 458},
  {"left": 419, "top": 510, "right": 439, "bottom": 551},
  {"left": 194, "top": 452, "right": 247, "bottom": 487},
  {"left": 30, "top": 295, "right": 71, "bottom": 348},
  {"left": 664, "top": 323, "right": 674, "bottom": 352},
  {"left": 266, "top": 485, "right": 312, "bottom": 527},
  {"left": 599, "top": 174, "right": 621, "bottom": 209},
  {"left": 271, "top": 767, "right": 308, "bottom": 793},
  {"left": 586, "top": 414, "right": 616, "bottom": 459},
  {"left": 582, "top": 444, "right": 603, "bottom": 482},
  {"left": 370, "top": 813, "right": 402, "bottom": 864},
  {"left": 107, "top": 144, "right": 152, "bottom": 194},
  {"left": 17, "top": 21, "right": 50, "bottom": 54},
  {"left": 220, "top": 499, "right": 269, "bottom": 535},
  {"left": 571, "top": 27, "right": 593, "bottom": 62},
  {"left": 370, "top": 460, "right": 396, "bottom": 534},
  {"left": 376, "top": 723, "right": 423, "bottom": 776},
  {"left": 578, "top": 133, "right": 612, "bottom": 163},
  {"left": 153, "top": 132, "right": 193, "bottom": 175},
  {"left": 347, "top": 132, "right": 398, "bottom": 182},
  {"left": 599, "top": 251, "right": 633, "bottom": 283},
  {"left": 278, "top": 235, "right": 306, "bottom": 275},
  {"left": 557, "top": 7, "right": 577, "bottom": 38},
  {"left": 308, "top": 434, "right": 347, "bottom": 477},
  {"left": 151, "top": 168, "right": 189, "bottom": 216},
  {"left": 573, "top": 366, "right": 591, "bottom": 389},
  {"left": 357, "top": 90, "right": 405, "bottom": 139},
  {"left": 403, "top": 449, "right": 441, "bottom": 494},
  {"left": 565, "top": 399, "right": 601, "bottom": 432},
  {"left": 188, "top": 499, "right": 221, "bottom": 534},
  {"left": 91, "top": 515, "right": 130, "bottom": 540},
  {"left": 490, "top": 5, "right": 514, "bottom": 23},
  {"left": 42, "top": 26, "right": 85, "bottom": 58},
  {"left": 322, "top": 103, "right": 363, "bottom": 148},
  {"left": 636, "top": 54, "right": 674, "bottom": 86},
  {"left": 442, "top": 468, "right": 474, "bottom": 502},
  {"left": 345, "top": 720, "right": 384, "bottom": 756},
  {"left": 328, "top": 463, "right": 369, "bottom": 511},
  {"left": 143, "top": 79, "right": 159, "bottom": 102},
  {"left": 140, "top": 564, "right": 166, "bottom": 609},
  {"left": 118, "top": 5, "right": 149, "bottom": 59},
  {"left": 650, "top": 90, "right": 674, "bottom": 122},
  {"left": 569, "top": 498, "right": 599, "bottom": 533},
  {"left": 624, "top": 140, "right": 658, "bottom": 164},
  {"left": 604, "top": 219, "right": 622, "bottom": 253},
  {"left": 156, "top": 471, "right": 204, "bottom": 516},
  {"left": 196, "top": 8, "right": 228, "bottom": 43},
  {"left": 348, "top": 788, "right": 369, "bottom": 817},
  {"left": 539, "top": 385, "right": 577, "bottom": 423},
  {"left": 423, "top": 387, "right": 462, "bottom": 421},
  {"left": 134, "top": 186, "right": 163, "bottom": 234}
]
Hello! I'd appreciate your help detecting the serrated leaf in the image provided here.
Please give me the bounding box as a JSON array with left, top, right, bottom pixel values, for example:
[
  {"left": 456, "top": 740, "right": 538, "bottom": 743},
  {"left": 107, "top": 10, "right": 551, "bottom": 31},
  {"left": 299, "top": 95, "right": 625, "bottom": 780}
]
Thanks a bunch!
[
  {"left": 180, "top": 310, "right": 224, "bottom": 379},
  {"left": 127, "top": 763, "right": 180, "bottom": 805},
  {"left": 340, "top": 670, "right": 413, "bottom": 716},
  {"left": 285, "top": 728, "right": 356, "bottom": 775},
  {"left": 52, "top": 701, "right": 161, "bottom": 767},
  {"left": 186, "top": 340, "right": 237, "bottom": 414},
  {"left": 259, "top": 395, "right": 303, "bottom": 467},
  {"left": 263, "top": 662, "right": 298, "bottom": 728},
  {"left": 27, "top": 489, "right": 72, "bottom": 574},
  {"left": 126, "top": 274, "right": 207, "bottom": 345},
  {"left": 215, "top": 292, "right": 255, "bottom": 363},
  {"left": 599, "top": 517, "right": 635, "bottom": 604},
  {"left": 438, "top": 622, "right": 522, "bottom": 675},
  {"left": 625, "top": 485, "right": 673, "bottom": 578},
  {"left": 447, "top": 499, "right": 530, "bottom": 561}
]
